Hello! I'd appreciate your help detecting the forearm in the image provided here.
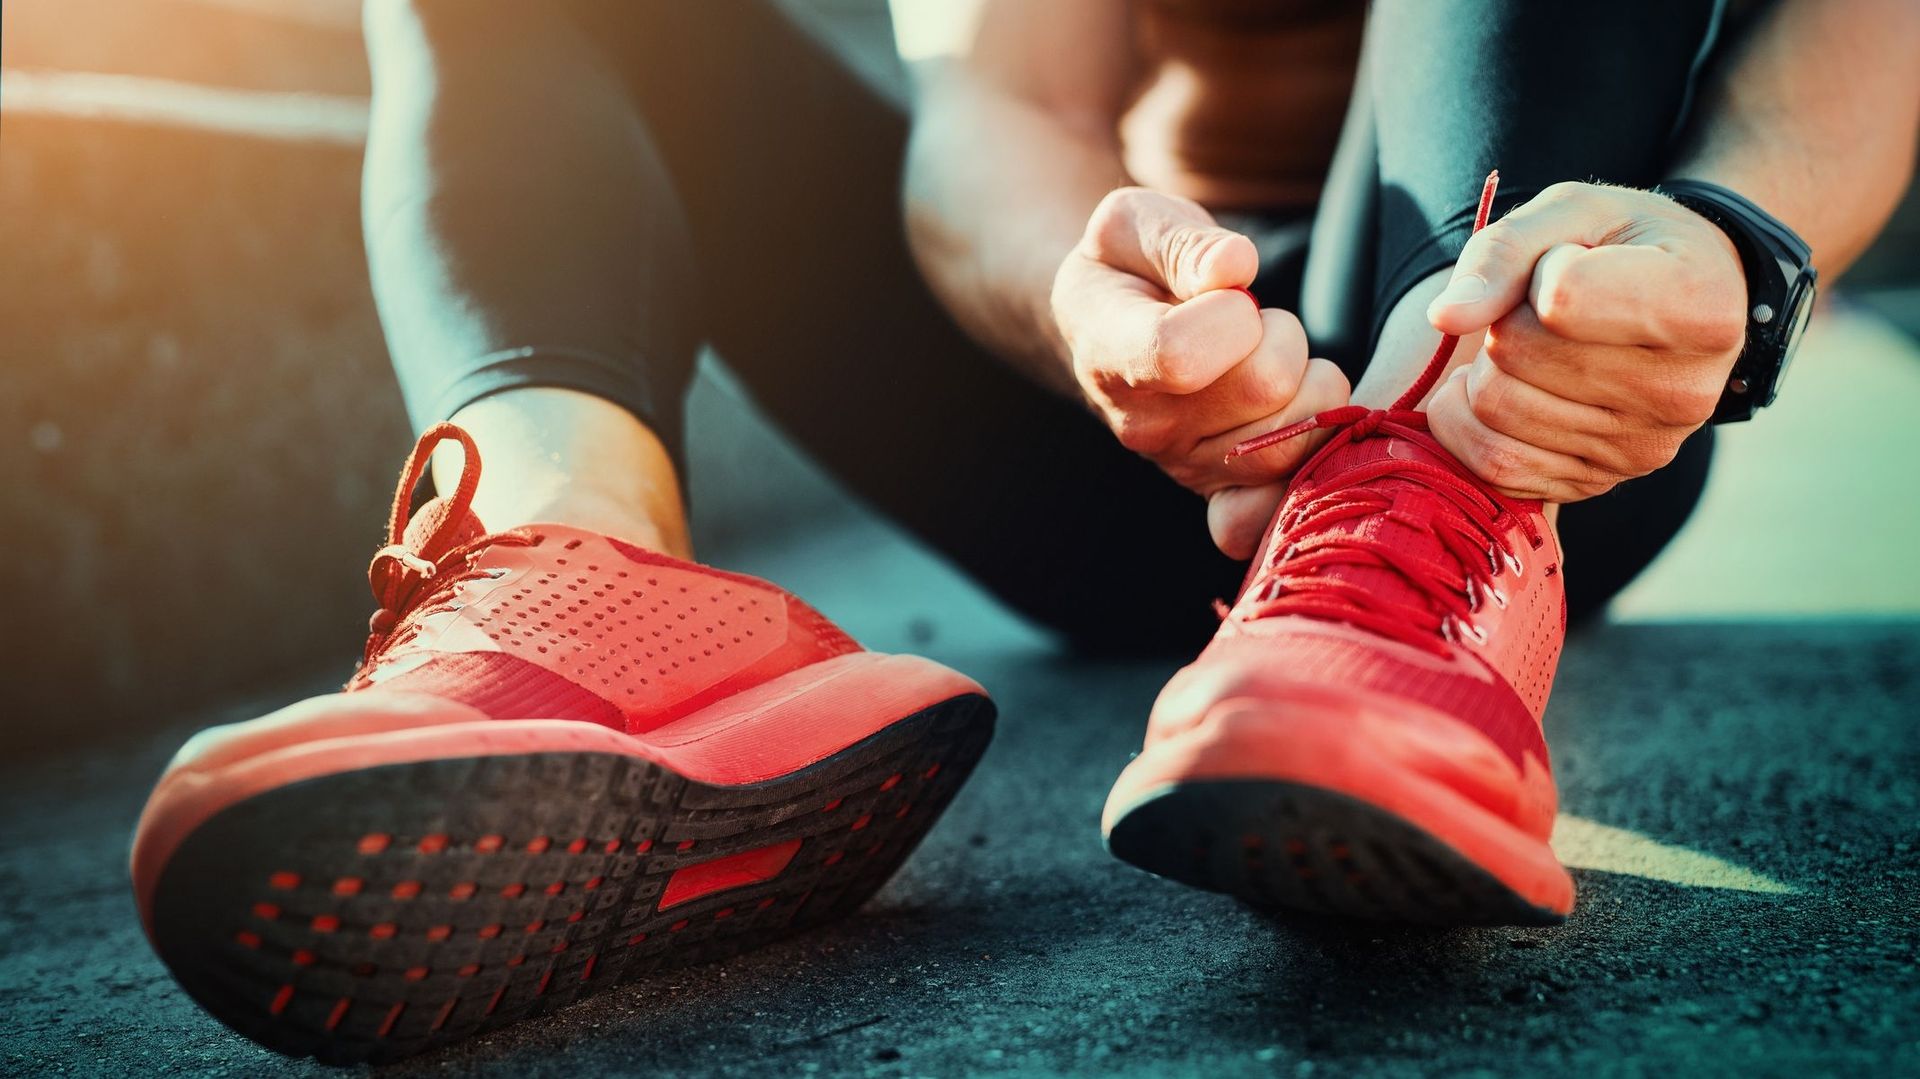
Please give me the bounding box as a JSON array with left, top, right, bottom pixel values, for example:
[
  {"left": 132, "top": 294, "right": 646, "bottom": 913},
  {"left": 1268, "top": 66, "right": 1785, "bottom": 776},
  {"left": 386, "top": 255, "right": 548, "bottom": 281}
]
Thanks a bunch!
[
  {"left": 902, "top": 66, "right": 1129, "bottom": 395},
  {"left": 1672, "top": 0, "right": 1920, "bottom": 277}
]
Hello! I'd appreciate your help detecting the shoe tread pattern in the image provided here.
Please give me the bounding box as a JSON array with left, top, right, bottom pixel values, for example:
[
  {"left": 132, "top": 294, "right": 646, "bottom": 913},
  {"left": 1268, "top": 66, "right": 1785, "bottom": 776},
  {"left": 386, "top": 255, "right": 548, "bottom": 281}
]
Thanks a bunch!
[
  {"left": 1106, "top": 779, "right": 1563, "bottom": 927},
  {"left": 149, "top": 695, "right": 994, "bottom": 1064}
]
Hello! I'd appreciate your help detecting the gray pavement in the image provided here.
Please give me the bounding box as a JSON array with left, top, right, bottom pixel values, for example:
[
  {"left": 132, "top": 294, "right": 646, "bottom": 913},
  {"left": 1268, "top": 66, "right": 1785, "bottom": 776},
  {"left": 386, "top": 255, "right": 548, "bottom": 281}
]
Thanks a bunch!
[
  {"left": 2, "top": 594, "right": 1915, "bottom": 1077},
  {"left": 5, "top": 301, "right": 1919, "bottom": 1079}
]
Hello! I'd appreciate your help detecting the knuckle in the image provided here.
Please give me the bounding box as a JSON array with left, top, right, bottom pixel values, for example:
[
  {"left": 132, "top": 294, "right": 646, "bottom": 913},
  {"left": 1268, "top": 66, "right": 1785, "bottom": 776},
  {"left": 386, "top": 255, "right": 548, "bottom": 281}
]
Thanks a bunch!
[
  {"left": 1662, "top": 268, "right": 1748, "bottom": 355},
  {"left": 1260, "top": 357, "right": 1307, "bottom": 407},
  {"left": 1142, "top": 323, "right": 1207, "bottom": 394},
  {"left": 1531, "top": 271, "right": 1587, "bottom": 337},
  {"left": 1692, "top": 299, "right": 1749, "bottom": 355},
  {"left": 1151, "top": 364, "right": 1207, "bottom": 396},
  {"left": 1256, "top": 314, "right": 1312, "bottom": 400},
  {"left": 1626, "top": 433, "right": 1680, "bottom": 474},
  {"left": 1085, "top": 187, "right": 1151, "bottom": 254},
  {"left": 1540, "top": 180, "right": 1596, "bottom": 208},
  {"left": 1577, "top": 476, "right": 1618, "bottom": 500},
  {"left": 1263, "top": 307, "right": 1308, "bottom": 354},
  {"left": 1465, "top": 222, "right": 1529, "bottom": 274},
  {"left": 1482, "top": 319, "right": 1527, "bottom": 365},
  {"left": 1112, "top": 411, "right": 1173, "bottom": 455},
  {"left": 1302, "top": 357, "right": 1352, "bottom": 405},
  {"left": 1467, "top": 374, "right": 1511, "bottom": 428},
  {"left": 1070, "top": 351, "right": 1111, "bottom": 395},
  {"left": 1649, "top": 380, "right": 1721, "bottom": 427},
  {"left": 1471, "top": 432, "right": 1521, "bottom": 484}
]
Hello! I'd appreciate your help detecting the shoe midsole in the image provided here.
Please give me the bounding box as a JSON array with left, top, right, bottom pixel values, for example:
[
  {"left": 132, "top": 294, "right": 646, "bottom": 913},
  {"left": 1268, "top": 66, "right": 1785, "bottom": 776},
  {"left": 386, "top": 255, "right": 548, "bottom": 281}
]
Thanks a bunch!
[
  {"left": 1103, "top": 698, "right": 1572, "bottom": 914},
  {"left": 132, "top": 651, "right": 985, "bottom": 924}
]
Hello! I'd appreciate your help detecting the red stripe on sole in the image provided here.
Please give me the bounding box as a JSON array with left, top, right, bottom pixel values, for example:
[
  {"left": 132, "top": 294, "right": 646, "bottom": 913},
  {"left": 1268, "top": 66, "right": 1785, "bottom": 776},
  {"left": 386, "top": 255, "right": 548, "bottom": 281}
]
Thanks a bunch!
[{"left": 657, "top": 839, "right": 803, "bottom": 911}]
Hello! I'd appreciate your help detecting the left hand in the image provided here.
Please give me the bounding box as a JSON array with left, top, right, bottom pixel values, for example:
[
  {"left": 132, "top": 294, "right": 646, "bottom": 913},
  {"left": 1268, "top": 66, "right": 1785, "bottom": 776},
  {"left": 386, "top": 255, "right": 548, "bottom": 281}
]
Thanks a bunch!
[{"left": 1424, "top": 181, "right": 1749, "bottom": 503}]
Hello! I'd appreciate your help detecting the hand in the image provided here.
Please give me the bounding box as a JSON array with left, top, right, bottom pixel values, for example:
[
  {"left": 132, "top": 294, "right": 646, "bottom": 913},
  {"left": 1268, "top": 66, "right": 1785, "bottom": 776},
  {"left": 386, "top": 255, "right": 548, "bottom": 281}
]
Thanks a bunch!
[
  {"left": 1424, "top": 181, "right": 1748, "bottom": 502},
  {"left": 1052, "top": 187, "right": 1351, "bottom": 557}
]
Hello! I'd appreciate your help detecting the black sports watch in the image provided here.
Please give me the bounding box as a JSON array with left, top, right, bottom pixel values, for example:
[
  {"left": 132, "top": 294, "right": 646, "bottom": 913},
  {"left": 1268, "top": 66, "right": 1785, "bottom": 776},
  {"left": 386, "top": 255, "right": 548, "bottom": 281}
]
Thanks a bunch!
[{"left": 1655, "top": 179, "right": 1818, "bottom": 424}]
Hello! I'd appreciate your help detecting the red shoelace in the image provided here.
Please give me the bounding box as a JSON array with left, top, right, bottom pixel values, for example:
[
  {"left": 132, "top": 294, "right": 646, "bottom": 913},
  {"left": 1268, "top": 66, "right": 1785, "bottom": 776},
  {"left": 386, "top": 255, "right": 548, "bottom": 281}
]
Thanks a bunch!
[
  {"left": 360, "top": 423, "right": 535, "bottom": 666},
  {"left": 1224, "top": 172, "right": 1542, "bottom": 656}
]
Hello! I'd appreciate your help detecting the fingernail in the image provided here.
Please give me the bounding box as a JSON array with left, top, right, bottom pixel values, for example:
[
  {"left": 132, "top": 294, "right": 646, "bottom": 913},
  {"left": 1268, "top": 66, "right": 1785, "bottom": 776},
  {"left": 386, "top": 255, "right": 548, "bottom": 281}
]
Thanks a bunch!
[{"left": 1430, "top": 273, "right": 1487, "bottom": 312}]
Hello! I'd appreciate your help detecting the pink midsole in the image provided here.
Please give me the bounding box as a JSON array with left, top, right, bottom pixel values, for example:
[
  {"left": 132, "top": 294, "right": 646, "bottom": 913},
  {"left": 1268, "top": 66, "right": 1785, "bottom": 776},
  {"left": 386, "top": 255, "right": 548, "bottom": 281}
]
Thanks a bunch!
[
  {"left": 132, "top": 652, "right": 982, "bottom": 925},
  {"left": 1103, "top": 698, "right": 1573, "bottom": 914}
]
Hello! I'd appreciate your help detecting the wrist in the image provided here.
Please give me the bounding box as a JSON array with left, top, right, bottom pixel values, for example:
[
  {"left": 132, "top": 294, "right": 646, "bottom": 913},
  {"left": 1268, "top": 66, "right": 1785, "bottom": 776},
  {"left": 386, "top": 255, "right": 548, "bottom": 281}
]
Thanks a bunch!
[{"left": 1654, "top": 178, "right": 1820, "bottom": 423}]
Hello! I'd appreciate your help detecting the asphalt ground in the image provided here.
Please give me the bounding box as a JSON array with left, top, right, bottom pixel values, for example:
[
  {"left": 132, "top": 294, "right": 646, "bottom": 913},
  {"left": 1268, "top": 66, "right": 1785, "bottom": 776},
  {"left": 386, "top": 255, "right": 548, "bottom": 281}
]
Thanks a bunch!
[
  {"left": 4, "top": 218, "right": 1917, "bottom": 1079},
  {"left": 2, "top": 592, "right": 1915, "bottom": 1076},
  {"left": 5, "top": 306, "right": 1919, "bottom": 1079}
]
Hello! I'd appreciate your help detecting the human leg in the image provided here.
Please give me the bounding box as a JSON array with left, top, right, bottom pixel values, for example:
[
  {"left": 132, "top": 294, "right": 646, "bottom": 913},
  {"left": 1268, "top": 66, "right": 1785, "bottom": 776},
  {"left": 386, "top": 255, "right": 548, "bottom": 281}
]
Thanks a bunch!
[
  {"left": 127, "top": 6, "right": 998, "bottom": 1057},
  {"left": 1105, "top": 0, "right": 1729, "bottom": 922}
]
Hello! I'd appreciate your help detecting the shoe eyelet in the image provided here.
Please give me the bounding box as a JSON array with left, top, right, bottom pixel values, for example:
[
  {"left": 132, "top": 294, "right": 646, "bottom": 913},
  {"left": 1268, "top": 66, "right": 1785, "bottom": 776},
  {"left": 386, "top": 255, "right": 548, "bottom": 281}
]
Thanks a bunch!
[
  {"left": 1503, "top": 548, "right": 1525, "bottom": 576},
  {"left": 1443, "top": 615, "right": 1488, "bottom": 646}
]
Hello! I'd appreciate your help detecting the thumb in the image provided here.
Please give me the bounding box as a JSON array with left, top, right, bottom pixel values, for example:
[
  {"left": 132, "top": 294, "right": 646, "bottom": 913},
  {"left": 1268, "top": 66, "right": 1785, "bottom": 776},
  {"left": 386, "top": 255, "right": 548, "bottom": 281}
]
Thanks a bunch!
[
  {"left": 1147, "top": 220, "right": 1259, "bottom": 301},
  {"left": 1425, "top": 181, "right": 1631, "bottom": 336},
  {"left": 1425, "top": 226, "right": 1545, "bottom": 336}
]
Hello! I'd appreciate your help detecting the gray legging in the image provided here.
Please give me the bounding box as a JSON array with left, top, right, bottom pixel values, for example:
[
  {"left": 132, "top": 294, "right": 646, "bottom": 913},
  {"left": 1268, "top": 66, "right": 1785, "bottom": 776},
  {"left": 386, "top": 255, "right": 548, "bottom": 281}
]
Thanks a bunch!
[{"left": 362, "top": 0, "right": 1722, "bottom": 653}]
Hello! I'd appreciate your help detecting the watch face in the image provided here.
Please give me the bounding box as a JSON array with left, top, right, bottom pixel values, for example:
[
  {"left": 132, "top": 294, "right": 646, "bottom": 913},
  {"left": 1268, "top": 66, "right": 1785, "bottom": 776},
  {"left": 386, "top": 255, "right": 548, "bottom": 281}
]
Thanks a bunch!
[{"left": 1767, "top": 275, "right": 1817, "bottom": 406}]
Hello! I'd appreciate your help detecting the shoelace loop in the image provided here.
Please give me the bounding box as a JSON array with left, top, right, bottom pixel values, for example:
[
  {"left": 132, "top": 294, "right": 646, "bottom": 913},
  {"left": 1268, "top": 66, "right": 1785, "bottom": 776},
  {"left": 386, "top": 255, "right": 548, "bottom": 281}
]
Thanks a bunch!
[
  {"left": 361, "top": 423, "right": 535, "bottom": 666},
  {"left": 1223, "top": 172, "right": 1541, "bottom": 655}
]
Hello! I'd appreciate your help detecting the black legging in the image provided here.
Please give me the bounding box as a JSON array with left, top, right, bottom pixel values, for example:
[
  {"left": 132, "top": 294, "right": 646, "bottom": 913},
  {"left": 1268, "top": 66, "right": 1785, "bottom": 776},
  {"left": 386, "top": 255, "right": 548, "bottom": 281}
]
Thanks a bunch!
[{"left": 363, "top": 0, "right": 1722, "bottom": 654}]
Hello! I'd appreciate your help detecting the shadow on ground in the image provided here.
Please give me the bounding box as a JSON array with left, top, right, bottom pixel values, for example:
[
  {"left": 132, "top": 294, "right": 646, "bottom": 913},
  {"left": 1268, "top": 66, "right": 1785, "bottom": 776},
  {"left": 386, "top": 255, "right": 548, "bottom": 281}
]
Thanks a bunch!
[{"left": 2, "top": 621, "right": 1914, "bottom": 1077}]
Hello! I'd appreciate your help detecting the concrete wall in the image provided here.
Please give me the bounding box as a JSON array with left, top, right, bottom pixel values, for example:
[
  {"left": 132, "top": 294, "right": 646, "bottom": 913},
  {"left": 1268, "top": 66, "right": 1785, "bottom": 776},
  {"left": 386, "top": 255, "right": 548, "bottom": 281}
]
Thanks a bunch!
[{"left": 0, "top": 106, "right": 405, "bottom": 744}]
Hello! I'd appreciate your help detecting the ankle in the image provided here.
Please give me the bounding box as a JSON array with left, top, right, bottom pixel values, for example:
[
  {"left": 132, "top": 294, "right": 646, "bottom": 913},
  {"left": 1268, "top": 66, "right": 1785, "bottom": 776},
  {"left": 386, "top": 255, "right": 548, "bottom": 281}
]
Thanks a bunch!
[
  {"left": 473, "top": 484, "right": 692, "bottom": 560},
  {"left": 434, "top": 388, "right": 695, "bottom": 561}
]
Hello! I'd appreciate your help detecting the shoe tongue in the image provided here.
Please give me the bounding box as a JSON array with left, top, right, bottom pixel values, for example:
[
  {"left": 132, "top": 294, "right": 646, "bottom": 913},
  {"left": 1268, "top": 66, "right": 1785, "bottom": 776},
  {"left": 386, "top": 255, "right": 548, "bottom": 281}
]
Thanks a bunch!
[
  {"left": 1248, "top": 428, "right": 1470, "bottom": 613},
  {"left": 1300, "top": 423, "right": 1457, "bottom": 481},
  {"left": 401, "top": 496, "right": 486, "bottom": 561}
]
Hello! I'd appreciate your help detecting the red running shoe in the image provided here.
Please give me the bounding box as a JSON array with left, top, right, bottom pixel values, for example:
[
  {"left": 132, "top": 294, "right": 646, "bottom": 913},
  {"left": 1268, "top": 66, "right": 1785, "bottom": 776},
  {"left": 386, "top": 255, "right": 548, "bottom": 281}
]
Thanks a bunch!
[
  {"left": 131, "top": 424, "right": 995, "bottom": 1063},
  {"left": 1103, "top": 173, "right": 1574, "bottom": 927}
]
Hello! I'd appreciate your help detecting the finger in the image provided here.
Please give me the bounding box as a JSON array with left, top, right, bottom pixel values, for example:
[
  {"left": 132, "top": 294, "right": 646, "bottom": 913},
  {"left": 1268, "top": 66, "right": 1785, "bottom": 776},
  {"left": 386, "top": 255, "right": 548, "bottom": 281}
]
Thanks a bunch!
[
  {"left": 1208, "top": 483, "right": 1288, "bottom": 560},
  {"left": 1428, "top": 182, "right": 1628, "bottom": 336},
  {"left": 1067, "top": 260, "right": 1265, "bottom": 394},
  {"left": 1083, "top": 187, "right": 1259, "bottom": 300},
  {"left": 1483, "top": 305, "right": 1641, "bottom": 408},
  {"left": 1529, "top": 242, "right": 1745, "bottom": 350},
  {"left": 1484, "top": 306, "right": 1722, "bottom": 425},
  {"left": 1196, "top": 357, "right": 1352, "bottom": 485},
  {"left": 1168, "top": 307, "right": 1311, "bottom": 436},
  {"left": 1461, "top": 351, "right": 1654, "bottom": 477},
  {"left": 1427, "top": 369, "right": 1618, "bottom": 502}
]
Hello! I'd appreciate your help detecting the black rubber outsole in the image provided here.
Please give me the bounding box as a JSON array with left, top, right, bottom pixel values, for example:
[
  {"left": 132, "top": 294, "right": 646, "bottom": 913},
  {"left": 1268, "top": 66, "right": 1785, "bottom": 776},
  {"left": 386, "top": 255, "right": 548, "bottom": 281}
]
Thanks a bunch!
[
  {"left": 1105, "top": 779, "right": 1565, "bottom": 927},
  {"left": 148, "top": 694, "right": 994, "bottom": 1065}
]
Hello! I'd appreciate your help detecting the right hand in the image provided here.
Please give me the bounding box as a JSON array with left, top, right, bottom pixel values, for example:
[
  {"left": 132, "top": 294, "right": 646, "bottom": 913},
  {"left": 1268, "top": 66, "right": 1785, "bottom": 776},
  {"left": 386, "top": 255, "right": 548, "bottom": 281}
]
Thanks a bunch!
[{"left": 1051, "top": 187, "right": 1351, "bottom": 558}]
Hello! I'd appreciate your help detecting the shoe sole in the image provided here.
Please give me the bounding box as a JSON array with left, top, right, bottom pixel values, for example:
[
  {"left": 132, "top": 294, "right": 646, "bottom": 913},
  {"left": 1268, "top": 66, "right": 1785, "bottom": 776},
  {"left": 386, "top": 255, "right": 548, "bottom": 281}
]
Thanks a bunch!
[
  {"left": 1106, "top": 778, "right": 1565, "bottom": 926},
  {"left": 1101, "top": 690, "right": 1573, "bottom": 926},
  {"left": 145, "top": 693, "right": 992, "bottom": 1065}
]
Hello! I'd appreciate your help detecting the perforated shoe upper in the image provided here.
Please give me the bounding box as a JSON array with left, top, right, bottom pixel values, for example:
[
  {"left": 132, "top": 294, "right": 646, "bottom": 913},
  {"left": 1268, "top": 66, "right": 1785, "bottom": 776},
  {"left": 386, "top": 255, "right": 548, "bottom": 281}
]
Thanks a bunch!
[
  {"left": 351, "top": 522, "right": 860, "bottom": 734},
  {"left": 340, "top": 424, "right": 860, "bottom": 735}
]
